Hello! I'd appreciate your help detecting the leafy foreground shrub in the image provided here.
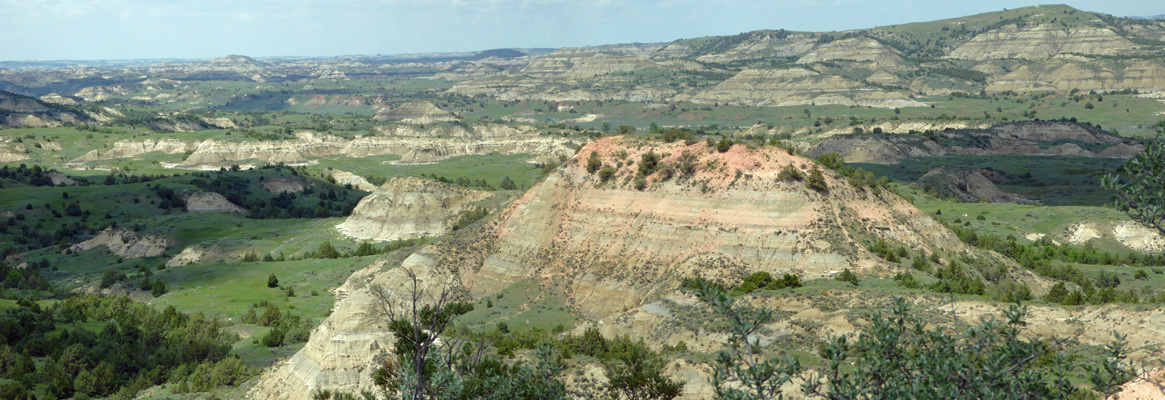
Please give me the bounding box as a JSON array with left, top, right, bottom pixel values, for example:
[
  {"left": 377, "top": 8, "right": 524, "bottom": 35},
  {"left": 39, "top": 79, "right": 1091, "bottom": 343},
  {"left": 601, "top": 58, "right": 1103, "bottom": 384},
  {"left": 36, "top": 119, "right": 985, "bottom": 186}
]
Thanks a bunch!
[
  {"left": 694, "top": 281, "right": 1144, "bottom": 400},
  {"left": 805, "top": 297, "right": 1135, "bottom": 400}
]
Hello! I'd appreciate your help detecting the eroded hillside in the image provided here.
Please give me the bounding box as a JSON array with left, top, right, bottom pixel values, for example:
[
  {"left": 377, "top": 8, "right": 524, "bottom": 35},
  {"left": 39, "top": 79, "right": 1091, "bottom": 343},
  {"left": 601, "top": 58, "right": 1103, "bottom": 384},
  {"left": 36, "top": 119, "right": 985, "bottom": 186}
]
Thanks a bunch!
[{"left": 250, "top": 137, "right": 1055, "bottom": 399}]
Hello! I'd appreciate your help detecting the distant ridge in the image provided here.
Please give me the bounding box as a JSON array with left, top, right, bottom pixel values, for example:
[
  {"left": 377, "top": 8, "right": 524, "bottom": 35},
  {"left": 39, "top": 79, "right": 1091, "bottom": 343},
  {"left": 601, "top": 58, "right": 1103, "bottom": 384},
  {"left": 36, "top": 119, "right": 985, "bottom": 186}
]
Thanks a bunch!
[
  {"left": 470, "top": 49, "right": 526, "bottom": 60},
  {"left": 1131, "top": 14, "right": 1165, "bottom": 20}
]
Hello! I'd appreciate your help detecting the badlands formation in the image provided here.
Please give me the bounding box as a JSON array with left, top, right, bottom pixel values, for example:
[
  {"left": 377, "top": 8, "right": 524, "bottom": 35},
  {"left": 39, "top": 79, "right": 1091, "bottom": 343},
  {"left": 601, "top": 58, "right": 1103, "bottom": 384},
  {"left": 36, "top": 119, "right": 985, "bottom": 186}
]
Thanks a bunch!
[
  {"left": 250, "top": 137, "right": 1047, "bottom": 399},
  {"left": 336, "top": 176, "right": 493, "bottom": 242},
  {"left": 68, "top": 124, "right": 578, "bottom": 170}
]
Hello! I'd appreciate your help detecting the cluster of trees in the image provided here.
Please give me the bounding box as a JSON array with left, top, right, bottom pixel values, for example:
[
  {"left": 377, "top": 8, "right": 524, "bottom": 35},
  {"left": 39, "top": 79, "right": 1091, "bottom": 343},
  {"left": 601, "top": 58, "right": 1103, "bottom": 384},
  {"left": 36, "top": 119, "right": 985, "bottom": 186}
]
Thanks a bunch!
[
  {"left": 240, "top": 301, "right": 314, "bottom": 348},
  {"left": 0, "top": 260, "right": 52, "bottom": 295},
  {"left": 150, "top": 184, "right": 186, "bottom": 210},
  {"left": 814, "top": 153, "right": 892, "bottom": 194},
  {"left": 0, "top": 165, "right": 170, "bottom": 188},
  {"left": 422, "top": 173, "right": 503, "bottom": 191},
  {"left": 867, "top": 238, "right": 908, "bottom": 263},
  {"left": 247, "top": 237, "right": 430, "bottom": 264},
  {"left": 731, "top": 271, "right": 802, "bottom": 294},
  {"left": 0, "top": 295, "right": 250, "bottom": 399},
  {"left": 942, "top": 222, "right": 1165, "bottom": 304},
  {"left": 451, "top": 207, "right": 491, "bottom": 231},
  {"left": 679, "top": 271, "right": 803, "bottom": 295},
  {"left": 928, "top": 260, "right": 988, "bottom": 296},
  {"left": 0, "top": 164, "right": 58, "bottom": 187},
  {"left": 187, "top": 173, "right": 359, "bottom": 219}
]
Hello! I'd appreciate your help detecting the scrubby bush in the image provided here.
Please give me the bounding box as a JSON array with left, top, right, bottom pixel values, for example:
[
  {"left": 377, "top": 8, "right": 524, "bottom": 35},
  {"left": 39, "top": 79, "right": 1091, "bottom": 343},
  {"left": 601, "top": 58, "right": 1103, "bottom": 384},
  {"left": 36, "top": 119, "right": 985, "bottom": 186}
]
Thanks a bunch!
[
  {"left": 777, "top": 164, "right": 803, "bottom": 181},
  {"left": 805, "top": 166, "right": 828, "bottom": 192},
  {"left": 599, "top": 166, "right": 616, "bottom": 182},
  {"left": 835, "top": 268, "right": 860, "bottom": 286}
]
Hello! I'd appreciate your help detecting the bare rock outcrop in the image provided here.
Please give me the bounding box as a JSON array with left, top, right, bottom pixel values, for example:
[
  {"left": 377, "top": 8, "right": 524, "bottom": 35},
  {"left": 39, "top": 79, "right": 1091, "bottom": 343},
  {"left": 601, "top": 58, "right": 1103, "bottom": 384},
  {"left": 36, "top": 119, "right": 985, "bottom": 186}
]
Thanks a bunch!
[
  {"left": 0, "top": 145, "right": 27, "bottom": 162},
  {"left": 47, "top": 171, "right": 75, "bottom": 186},
  {"left": 249, "top": 255, "right": 454, "bottom": 400},
  {"left": 1111, "top": 222, "right": 1165, "bottom": 253},
  {"left": 71, "top": 138, "right": 190, "bottom": 163},
  {"left": 373, "top": 101, "right": 456, "bottom": 123},
  {"left": 67, "top": 227, "right": 168, "bottom": 258},
  {"left": 38, "top": 93, "right": 79, "bottom": 106},
  {"left": 329, "top": 171, "right": 378, "bottom": 191},
  {"left": 336, "top": 176, "right": 491, "bottom": 241},
  {"left": 183, "top": 191, "right": 246, "bottom": 213},
  {"left": 165, "top": 244, "right": 249, "bottom": 266},
  {"left": 262, "top": 176, "right": 307, "bottom": 193}
]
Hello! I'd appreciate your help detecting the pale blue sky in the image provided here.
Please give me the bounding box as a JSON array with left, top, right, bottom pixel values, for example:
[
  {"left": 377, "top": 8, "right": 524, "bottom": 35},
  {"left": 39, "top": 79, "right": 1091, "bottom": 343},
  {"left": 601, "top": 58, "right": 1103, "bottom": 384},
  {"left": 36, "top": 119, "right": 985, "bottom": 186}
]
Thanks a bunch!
[{"left": 1, "top": 0, "right": 1161, "bottom": 61}]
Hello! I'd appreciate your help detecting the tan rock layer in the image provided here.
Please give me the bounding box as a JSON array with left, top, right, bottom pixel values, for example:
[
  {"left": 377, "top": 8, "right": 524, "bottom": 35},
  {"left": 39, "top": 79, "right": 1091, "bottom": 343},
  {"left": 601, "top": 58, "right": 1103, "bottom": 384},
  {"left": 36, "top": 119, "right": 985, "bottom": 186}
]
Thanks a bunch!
[
  {"left": 68, "top": 125, "right": 580, "bottom": 169},
  {"left": 251, "top": 137, "right": 1046, "bottom": 400},
  {"left": 67, "top": 227, "right": 168, "bottom": 258},
  {"left": 336, "top": 176, "right": 491, "bottom": 242}
]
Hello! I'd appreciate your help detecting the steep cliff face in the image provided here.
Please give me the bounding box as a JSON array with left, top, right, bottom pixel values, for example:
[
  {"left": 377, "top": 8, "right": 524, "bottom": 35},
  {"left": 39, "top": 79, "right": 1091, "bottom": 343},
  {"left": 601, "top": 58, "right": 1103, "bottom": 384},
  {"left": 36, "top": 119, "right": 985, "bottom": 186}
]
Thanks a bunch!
[
  {"left": 249, "top": 249, "right": 477, "bottom": 400},
  {"left": 250, "top": 137, "right": 1040, "bottom": 400},
  {"left": 336, "top": 176, "right": 492, "bottom": 242}
]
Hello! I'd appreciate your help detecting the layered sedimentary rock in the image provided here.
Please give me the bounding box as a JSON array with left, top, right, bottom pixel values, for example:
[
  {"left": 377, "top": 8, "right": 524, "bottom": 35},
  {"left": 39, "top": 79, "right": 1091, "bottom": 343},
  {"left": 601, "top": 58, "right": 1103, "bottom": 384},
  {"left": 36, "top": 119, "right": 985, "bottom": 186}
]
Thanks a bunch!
[
  {"left": 796, "top": 37, "right": 905, "bottom": 69},
  {"left": 329, "top": 171, "right": 378, "bottom": 191},
  {"left": 251, "top": 137, "right": 1039, "bottom": 400},
  {"left": 70, "top": 138, "right": 190, "bottom": 163},
  {"left": 68, "top": 125, "right": 580, "bottom": 169},
  {"left": 373, "top": 101, "right": 456, "bottom": 123},
  {"left": 67, "top": 227, "right": 168, "bottom": 258},
  {"left": 986, "top": 57, "right": 1165, "bottom": 93},
  {"left": 948, "top": 25, "right": 1138, "bottom": 60},
  {"left": 336, "top": 176, "right": 491, "bottom": 241},
  {"left": 677, "top": 68, "right": 926, "bottom": 108}
]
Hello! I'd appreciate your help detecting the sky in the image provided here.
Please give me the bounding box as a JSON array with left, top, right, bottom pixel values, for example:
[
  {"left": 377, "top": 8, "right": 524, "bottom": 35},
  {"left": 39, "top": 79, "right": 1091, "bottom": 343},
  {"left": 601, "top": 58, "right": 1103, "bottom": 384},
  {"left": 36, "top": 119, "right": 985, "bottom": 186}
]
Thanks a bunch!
[{"left": 1, "top": 0, "right": 1162, "bottom": 61}]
